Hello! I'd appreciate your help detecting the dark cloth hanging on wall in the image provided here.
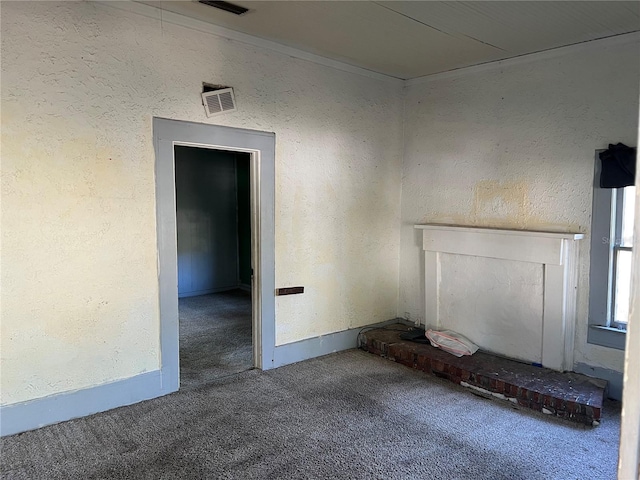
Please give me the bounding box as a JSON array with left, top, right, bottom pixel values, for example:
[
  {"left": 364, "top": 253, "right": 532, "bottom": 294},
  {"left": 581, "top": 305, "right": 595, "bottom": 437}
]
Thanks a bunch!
[{"left": 599, "top": 143, "right": 636, "bottom": 188}]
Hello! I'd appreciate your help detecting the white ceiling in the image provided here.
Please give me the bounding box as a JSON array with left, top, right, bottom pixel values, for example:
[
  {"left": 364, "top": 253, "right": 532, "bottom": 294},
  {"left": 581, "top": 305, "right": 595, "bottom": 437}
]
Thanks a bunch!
[{"left": 140, "top": 1, "right": 640, "bottom": 79}]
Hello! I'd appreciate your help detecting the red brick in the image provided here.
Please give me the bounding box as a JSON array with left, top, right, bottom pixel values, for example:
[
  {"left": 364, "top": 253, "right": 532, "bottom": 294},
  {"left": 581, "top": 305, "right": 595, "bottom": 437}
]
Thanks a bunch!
[
  {"left": 360, "top": 325, "right": 607, "bottom": 426},
  {"left": 593, "top": 407, "right": 601, "bottom": 421},
  {"left": 416, "top": 354, "right": 427, "bottom": 367},
  {"left": 530, "top": 402, "right": 543, "bottom": 412},
  {"left": 517, "top": 399, "right": 531, "bottom": 408},
  {"left": 399, "top": 352, "right": 412, "bottom": 367}
]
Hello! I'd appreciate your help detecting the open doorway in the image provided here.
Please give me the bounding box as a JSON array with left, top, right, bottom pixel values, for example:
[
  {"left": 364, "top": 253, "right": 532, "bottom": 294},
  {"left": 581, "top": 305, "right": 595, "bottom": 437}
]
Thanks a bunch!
[
  {"left": 174, "top": 146, "right": 252, "bottom": 388},
  {"left": 153, "top": 118, "right": 276, "bottom": 395}
]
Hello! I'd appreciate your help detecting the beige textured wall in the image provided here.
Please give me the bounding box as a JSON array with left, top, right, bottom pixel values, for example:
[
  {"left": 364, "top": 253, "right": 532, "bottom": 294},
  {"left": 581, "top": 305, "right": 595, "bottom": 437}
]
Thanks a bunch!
[
  {"left": 0, "top": 2, "right": 403, "bottom": 405},
  {"left": 400, "top": 38, "right": 640, "bottom": 374}
]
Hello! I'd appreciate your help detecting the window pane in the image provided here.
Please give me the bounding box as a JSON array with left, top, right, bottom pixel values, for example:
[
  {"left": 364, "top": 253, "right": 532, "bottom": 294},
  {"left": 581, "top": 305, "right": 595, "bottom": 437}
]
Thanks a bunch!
[
  {"left": 621, "top": 186, "right": 635, "bottom": 247},
  {"left": 614, "top": 249, "right": 632, "bottom": 324}
]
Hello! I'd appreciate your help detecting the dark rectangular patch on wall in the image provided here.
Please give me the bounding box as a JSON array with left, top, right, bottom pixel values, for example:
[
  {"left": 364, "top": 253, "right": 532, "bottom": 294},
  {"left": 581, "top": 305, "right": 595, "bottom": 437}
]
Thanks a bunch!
[{"left": 276, "top": 287, "right": 304, "bottom": 296}]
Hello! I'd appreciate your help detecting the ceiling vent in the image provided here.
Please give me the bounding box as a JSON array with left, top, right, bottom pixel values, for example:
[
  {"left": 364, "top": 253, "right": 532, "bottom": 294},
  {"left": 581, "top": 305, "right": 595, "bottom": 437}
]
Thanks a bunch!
[
  {"left": 202, "top": 87, "right": 237, "bottom": 117},
  {"left": 198, "top": 1, "right": 249, "bottom": 16}
]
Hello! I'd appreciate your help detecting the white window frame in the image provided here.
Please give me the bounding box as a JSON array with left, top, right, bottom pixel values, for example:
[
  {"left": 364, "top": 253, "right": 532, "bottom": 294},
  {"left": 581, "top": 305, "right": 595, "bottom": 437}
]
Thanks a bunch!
[
  {"left": 588, "top": 151, "right": 629, "bottom": 349},
  {"left": 611, "top": 187, "right": 633, "bottom": 328}
]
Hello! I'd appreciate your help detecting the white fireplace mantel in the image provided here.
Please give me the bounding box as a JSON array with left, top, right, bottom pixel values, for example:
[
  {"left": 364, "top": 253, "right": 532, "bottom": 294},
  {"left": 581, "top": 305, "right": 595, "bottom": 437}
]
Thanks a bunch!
[{"left": 415, "top": 224, "right": 584, "bottom": 372}]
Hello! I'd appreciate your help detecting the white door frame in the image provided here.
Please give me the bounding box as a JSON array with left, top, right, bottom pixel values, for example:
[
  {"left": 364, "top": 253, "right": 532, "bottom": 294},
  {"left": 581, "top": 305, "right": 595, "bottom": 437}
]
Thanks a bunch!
[
  {"left": 618, "top": 143, "right": 640, "bottom": 477},
  {"left": 153, "top": 117, "right": 276, "bottom": 392}
]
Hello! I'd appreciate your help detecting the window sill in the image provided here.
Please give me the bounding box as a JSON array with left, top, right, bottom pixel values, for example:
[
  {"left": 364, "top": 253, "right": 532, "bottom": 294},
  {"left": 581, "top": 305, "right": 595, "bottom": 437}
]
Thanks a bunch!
[{"left": 587, "top": 324, "right": 627, "bottom": 350}]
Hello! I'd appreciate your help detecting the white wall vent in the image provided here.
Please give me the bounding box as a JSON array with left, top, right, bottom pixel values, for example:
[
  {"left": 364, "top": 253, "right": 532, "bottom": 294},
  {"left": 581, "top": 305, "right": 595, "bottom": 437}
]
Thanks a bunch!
[{"left": 202, "top": 87, "right": 237, "bottom": 117}]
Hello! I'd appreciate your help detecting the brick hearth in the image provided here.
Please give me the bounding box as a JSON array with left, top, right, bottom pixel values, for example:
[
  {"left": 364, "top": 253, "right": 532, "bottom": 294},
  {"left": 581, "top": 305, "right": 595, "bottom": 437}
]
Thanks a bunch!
[{"left": 359, "top": 324, "right": 607, "bottom": 426}]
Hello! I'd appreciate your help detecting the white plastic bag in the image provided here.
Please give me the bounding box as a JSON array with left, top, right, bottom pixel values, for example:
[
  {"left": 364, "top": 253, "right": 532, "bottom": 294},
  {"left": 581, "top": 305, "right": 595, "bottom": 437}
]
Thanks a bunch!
[{"left": 425, "top": 329, "right": 479, "bottom": 357}]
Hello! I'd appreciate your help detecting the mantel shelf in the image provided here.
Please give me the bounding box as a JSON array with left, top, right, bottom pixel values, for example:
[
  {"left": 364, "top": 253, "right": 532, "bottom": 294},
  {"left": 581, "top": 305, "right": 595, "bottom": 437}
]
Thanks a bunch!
[{"left": 414, "top": 224, "right": 584, "bottom": 241}]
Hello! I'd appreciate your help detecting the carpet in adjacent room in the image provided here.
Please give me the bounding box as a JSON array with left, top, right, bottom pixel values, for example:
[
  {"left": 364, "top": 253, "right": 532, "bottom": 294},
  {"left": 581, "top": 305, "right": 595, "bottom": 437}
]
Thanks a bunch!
[{"left": 179, "top": 289, "right": 252, "bottom": 390}]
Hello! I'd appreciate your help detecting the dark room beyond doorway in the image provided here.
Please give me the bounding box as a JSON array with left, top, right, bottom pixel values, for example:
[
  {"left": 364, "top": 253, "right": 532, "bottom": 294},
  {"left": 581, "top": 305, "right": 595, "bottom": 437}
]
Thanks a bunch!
[{"left": 174, "top": 145, "right": 252, "bottom": 388}]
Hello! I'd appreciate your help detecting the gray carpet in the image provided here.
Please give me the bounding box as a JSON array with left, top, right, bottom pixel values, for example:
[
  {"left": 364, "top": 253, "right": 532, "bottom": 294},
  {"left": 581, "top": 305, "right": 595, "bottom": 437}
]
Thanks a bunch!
[
  {"left": 0, "top": 350, "right": 619, "bottom": 480},
  {"left": 179, "top": 290, "right": 253, "bottom": 389}
]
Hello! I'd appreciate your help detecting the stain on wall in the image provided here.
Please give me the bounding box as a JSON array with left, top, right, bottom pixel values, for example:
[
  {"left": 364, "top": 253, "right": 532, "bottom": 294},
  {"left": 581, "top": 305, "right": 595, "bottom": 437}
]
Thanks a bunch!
[
  {"left": 471, "top": 180, "right": 530, "bottom": 227},
  {"left": 424, "top": 179, "right": 582, "bottom": 233}
]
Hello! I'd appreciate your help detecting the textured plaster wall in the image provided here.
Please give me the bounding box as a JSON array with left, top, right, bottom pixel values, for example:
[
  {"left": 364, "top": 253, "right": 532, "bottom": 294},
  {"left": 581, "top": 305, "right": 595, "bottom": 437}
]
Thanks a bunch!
[
  {"left": 0, "top": 2, "right": 403, "bottom": 405},
  {"left": 400, "top": 39, "right": 640, "bottom": 373}
]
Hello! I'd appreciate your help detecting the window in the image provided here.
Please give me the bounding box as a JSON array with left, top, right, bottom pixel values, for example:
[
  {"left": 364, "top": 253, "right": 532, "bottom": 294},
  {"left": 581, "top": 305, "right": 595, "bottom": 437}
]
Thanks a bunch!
[
  {"left": 611, "top": 185, "right": 635, "bottom": 327},
  {"left": 588, "top": 153, "right": 635, "bottom": 350}
]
